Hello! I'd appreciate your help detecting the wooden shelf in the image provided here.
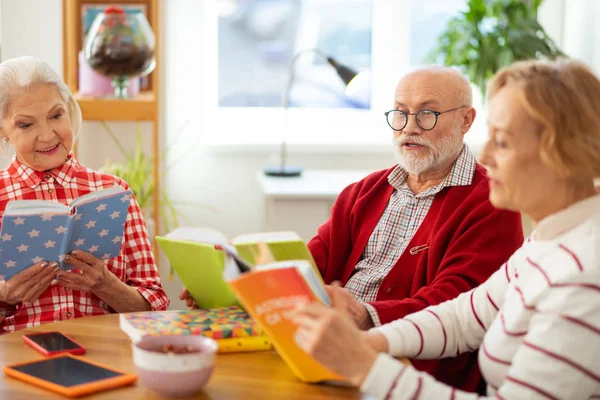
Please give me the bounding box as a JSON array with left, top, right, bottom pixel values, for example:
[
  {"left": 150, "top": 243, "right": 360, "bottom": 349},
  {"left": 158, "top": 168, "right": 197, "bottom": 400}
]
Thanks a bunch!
[{"left": 75, "top": 92, "right": 157, "bottom": 121}]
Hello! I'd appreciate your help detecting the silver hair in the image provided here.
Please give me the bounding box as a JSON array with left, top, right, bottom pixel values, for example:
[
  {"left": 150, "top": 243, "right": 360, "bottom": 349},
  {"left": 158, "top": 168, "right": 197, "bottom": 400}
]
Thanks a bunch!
[{"left": 0, "top": 56, "right": 82, "bottom": 152}]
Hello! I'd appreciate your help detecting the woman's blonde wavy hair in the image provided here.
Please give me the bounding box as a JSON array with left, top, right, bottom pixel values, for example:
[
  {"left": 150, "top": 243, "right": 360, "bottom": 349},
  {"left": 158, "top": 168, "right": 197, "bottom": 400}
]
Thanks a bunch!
[{"left": 488, "top": 59, "right": 600, "bottom": 183}]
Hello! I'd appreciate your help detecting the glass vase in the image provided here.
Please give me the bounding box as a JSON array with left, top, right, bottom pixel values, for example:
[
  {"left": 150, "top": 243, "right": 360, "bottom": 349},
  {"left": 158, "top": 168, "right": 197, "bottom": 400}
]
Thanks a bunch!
[{"left": 83, "top": 12, "right": 156, "bottom": 98}]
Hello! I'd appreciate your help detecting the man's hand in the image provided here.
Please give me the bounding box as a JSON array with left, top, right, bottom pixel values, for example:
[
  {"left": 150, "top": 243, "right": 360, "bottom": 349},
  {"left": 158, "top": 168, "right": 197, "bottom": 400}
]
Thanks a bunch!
[
  {"left": 0, "top": 261, "right": 59, "bottom": 304},
  {"left": 179, "top": 288, "right": 199, "bottom": 309},
  {"left": 56, "top": 251, "right": 112, "bottom": 292},
  {"left": 325, "top": 281, "right": 374, "bottom": 330}
]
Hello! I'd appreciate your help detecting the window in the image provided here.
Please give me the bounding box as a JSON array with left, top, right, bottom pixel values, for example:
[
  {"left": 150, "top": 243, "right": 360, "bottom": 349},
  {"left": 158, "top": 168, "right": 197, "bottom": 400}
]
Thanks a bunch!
[
  {"left": 218, "top": 0, "right": 373, "bottom": 109},
  {"left": 409, "top": 0, "right": 467, "bottom": 65},
  {"left": 201, "top": 0, "right": 488, "bottom": 149}
]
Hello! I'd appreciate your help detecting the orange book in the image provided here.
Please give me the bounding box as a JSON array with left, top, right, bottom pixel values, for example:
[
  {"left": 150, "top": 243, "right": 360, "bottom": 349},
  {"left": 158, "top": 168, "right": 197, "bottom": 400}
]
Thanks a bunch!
[{"left": 228, "top": 259, "right": 343, "bottom": 383}]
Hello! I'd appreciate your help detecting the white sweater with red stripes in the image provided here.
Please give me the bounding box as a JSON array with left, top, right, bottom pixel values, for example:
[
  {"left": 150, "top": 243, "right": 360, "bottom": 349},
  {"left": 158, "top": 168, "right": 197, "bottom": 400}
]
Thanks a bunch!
[{"left": 362, "top": 195, "right": 600, "bottom": 400}]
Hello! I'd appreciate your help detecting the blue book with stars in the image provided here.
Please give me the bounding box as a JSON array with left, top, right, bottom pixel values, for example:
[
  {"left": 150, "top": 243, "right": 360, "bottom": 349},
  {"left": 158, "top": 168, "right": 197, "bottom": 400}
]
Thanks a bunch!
[{"left": 0, "top": 187, "right": 131, "bottom": 281}]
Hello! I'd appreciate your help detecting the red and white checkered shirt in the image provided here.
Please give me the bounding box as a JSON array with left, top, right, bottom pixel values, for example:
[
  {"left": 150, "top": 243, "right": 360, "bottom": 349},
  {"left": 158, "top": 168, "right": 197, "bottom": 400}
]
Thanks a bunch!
[
  {"left": 344, "top": 145, "right": 476, "bottom": 325},
  {"left": 0, "top": 155, "right": 169, "bottom": 332}
]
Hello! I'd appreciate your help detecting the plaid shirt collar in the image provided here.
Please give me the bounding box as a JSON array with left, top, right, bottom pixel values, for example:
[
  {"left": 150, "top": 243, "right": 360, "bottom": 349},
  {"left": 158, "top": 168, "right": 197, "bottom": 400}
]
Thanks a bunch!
[
  {"left": 7, "top": 154, "right": 81, "bottom": 189},
  {"left": 388, "top": 144, "right": 476, "bottom": 198}
]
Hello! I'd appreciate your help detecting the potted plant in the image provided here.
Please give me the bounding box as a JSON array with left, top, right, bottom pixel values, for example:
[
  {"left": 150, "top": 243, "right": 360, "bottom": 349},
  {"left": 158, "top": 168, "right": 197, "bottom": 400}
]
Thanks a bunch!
[
  {"left": 99, "top": 122, "right": 182, "bottom": 238},
  {"left": 427, "top": 0, "right": 565, "bottom": 97}
]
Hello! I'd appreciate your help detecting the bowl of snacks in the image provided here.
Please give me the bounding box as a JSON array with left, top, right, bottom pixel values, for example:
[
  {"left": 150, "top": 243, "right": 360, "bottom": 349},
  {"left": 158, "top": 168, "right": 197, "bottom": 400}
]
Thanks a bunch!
[{"left": 132, "top": 335, "right": 218, "bottom": 397}]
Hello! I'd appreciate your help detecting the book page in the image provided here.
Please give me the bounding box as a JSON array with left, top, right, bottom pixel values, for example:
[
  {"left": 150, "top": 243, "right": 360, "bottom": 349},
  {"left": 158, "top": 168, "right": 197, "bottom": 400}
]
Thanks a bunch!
[
  {"left": 165, "top": 227, "right": 228, "bottom": 245},
  {"left": 4, "top": 200, "right": 67, "bottom": 215},
  {"left": 68, "top": 186, "right": 126, "bottom": 210},
  {"left": 232, "top": 231, "right": 300, "bottom": 244}
]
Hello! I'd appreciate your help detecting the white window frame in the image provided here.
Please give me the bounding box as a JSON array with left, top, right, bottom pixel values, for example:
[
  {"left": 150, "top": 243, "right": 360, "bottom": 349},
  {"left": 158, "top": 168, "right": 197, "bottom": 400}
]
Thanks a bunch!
[{"left": 199, "top": 0, "right": 563, "bottom": 153}]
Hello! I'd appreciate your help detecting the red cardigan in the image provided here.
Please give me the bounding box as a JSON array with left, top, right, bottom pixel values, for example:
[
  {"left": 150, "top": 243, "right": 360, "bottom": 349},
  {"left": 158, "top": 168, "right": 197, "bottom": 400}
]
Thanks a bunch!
[{"left": 308, "top": 164, "right": 523, "bottom": 392}]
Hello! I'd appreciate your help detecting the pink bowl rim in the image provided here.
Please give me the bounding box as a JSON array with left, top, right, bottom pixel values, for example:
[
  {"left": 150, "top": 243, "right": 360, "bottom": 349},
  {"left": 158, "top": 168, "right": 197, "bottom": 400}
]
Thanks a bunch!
[{"left": 134, "top": 335, "right": 218, "bottom": 355}]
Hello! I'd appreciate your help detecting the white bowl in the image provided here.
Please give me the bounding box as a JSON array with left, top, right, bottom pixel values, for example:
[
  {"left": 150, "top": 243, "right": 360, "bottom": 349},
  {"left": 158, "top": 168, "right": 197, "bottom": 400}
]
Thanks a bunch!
[{"left": 132, "top": 335, "right": 218, "bottom": 398}]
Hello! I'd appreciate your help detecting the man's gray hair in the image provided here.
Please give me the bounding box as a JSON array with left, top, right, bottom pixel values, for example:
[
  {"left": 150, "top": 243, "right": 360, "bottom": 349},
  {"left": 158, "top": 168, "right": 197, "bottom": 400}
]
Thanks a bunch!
[
  {"left": 0, "top": 56, "right": 82, "bottom": 136},
  {"left": 408, "top": 65, "right": 473, "bottom": 107}
]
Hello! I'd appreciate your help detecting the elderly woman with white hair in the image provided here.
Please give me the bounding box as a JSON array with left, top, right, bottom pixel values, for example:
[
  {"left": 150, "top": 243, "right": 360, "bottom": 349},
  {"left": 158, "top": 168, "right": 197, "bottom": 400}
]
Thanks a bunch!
[
  {"left": 0, "top": 57, "right": 169, "bottom": 332},
  {"left": 295, "top": 58, "right": 600, "bottom": 399}
]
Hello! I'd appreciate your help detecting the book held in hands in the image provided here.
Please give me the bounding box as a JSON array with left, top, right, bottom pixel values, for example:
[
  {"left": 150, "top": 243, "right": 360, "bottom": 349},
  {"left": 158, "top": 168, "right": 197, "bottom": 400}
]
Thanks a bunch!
[
  {"left": 0, "top": 187, "right": 131, "bottom": 280},
  {"left": 222, "top": 248, "right": 342, "bottom": 383},
  {"left": 156, "top": 227, "right": 320, "bottom": 309}
]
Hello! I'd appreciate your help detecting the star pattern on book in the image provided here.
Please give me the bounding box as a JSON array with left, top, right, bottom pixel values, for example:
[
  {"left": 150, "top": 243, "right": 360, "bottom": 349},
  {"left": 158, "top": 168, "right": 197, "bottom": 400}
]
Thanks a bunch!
[
  {"left": 31, "top": 256, "right": 44, "bottom": 264},
  {"left": 28, "top": 229, "right": 40, "bottom": 238},
  {"left": 41, "top": 214, "right": 54, "bottom": 221},
  {"left": 0, "top": 188, "right": 132, "bottom": 279}
]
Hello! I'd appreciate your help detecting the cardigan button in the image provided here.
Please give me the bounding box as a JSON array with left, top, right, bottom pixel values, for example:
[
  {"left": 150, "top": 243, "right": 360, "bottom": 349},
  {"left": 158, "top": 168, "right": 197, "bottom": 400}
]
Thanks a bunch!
[{"left": 386, "top": 286, "right": 393, "bottom": 293}]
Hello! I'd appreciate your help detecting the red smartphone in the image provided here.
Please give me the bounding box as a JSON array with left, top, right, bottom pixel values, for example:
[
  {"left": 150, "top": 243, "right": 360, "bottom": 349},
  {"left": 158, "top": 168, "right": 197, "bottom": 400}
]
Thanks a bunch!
[{"left": 22, "top": 332, "right": 86, "bottom": 356}]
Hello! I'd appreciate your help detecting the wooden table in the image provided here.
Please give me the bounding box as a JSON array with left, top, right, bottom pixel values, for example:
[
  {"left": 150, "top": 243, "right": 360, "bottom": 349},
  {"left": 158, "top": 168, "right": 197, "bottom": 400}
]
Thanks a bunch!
[{"left": 0, "top": 314, "right": 366, "bottom": 399}]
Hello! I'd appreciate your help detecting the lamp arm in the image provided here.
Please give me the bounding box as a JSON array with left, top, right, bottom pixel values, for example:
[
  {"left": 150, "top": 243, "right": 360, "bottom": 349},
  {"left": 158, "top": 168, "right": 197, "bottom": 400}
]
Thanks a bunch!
[{"left": 280, "top": 49, "right": 328, "bottom": 170}]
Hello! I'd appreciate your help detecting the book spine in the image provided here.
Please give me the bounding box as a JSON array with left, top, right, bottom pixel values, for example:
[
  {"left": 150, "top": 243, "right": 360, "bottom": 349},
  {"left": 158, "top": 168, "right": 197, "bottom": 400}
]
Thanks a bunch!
[
  {"left": 215, "top": 336, "right": 272, "bottom": 353},
  {"left": 59, "top": 214, "right": 75, "bottom": 270}
]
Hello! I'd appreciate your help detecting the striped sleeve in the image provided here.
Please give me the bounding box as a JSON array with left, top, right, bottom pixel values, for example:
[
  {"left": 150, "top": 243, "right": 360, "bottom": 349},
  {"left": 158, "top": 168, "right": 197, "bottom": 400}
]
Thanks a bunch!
[
  {"left": 493, "top": 273, "right": 600, "bottom": 398},
  {"left": 363, "top": 268, "right": 600, "bottom": 400},
  {"left": 374, "top": 261, "right": 510, "bottom": 359}
]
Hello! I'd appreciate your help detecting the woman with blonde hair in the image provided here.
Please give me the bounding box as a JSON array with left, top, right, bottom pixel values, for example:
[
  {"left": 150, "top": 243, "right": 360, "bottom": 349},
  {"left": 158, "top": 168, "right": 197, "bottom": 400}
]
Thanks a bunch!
[
  {"left": 294, "top": 58, "right": 600, "bottom": 399},
  {"left": 0, "top": 57, "right": 169, "bottom": 331}
]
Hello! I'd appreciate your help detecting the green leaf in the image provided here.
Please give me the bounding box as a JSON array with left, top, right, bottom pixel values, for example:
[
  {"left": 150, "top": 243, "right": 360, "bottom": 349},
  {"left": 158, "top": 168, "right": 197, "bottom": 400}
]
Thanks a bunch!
[{"left": 427, "top": 0, "right": 565, "bottom": 95}]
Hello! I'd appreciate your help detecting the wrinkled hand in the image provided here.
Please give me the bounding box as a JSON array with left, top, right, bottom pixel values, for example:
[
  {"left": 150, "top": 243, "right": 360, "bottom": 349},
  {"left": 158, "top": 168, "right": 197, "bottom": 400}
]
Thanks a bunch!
[
  {"left": 325, "top": 281, "right": 374, "bottom": 330},
  {"left": 179, "top": 288, "right": 199, "bottom": 309},
  {"left": 0, "top": 261, "right": 59, "bottom": 304},
  {"left": 294, "top": 301, "right": 378, "bottom": 386},
  {"left": 56, "top": 251, "right": 111, "bottom": 292}
]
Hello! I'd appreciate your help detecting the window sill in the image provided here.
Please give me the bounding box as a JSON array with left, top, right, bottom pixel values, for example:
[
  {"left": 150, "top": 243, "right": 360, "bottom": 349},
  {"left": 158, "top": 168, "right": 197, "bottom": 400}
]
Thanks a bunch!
[{"left": 202, "top": 138, "right": 485, "bottom": 156}]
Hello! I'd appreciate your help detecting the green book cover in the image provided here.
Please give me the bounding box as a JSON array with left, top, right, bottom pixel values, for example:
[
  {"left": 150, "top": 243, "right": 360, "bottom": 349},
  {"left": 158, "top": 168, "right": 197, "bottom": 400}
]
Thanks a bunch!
[{"left": 156, "top": 228, "right": 319, "bottom": 309}]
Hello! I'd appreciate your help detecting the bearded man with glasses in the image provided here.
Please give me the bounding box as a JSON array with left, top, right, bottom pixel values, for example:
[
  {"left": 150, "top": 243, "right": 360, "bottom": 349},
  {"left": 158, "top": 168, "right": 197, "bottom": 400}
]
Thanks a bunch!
[{"left": 306, "top": 66, "right": 524, "bottom": 393}]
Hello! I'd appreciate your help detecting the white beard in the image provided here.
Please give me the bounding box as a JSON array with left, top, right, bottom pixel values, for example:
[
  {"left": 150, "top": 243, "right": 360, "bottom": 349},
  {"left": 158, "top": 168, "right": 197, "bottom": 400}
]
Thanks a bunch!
[{"left": 393, "top": 128, "right": 464, "bottom": 175}]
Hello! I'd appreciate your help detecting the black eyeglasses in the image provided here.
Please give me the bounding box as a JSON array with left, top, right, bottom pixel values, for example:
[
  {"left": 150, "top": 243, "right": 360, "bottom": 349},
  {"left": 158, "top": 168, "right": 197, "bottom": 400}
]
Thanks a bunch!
[{"left": 384, "top": 106, "right": 467, "bottom": 131}]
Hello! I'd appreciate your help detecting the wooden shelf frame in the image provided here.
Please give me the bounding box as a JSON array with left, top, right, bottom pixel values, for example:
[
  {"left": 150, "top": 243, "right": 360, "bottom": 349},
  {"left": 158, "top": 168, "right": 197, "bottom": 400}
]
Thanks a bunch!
[{"left": 62, "top": 0, "right": 161, "bottom": 247}]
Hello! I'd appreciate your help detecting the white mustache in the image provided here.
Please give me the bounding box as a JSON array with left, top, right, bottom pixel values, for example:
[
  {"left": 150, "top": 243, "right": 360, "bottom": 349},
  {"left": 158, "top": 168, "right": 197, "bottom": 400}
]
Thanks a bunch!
[{"left": 394, "top": 136, "right": 432, "bottom": 149}]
